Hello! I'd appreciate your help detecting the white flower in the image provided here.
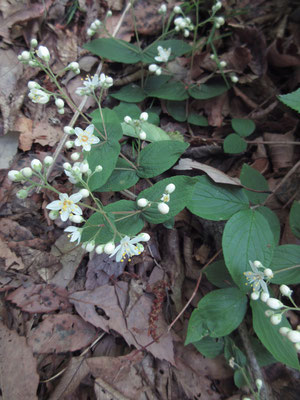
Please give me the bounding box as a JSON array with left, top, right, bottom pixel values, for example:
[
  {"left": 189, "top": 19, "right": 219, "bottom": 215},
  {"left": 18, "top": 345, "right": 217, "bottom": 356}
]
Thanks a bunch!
[
  {"left": 74, "top": 124, "right": 100, "bottom": 151},
  {"left": 37, "top": 45, "right": 50, "bottom": 61},
  {"left": 64, "top": 226, "right": 82, "bottom": 244},
  {"left": 28, "top": 88, "right": 50, "bottom": 104},
  {"left": 287, "top": 330, "right": 300, "bottom": 343},
  {"left": 139, "top": 131, "right": 147, "bottom": 140},
  {"left": 270, "top": 314, "right": 282, "bottom": 325},
  {"left": 55, "top": 98, "right": 64, "bottom": 109},
  {"left": 158, "top": 4, "right": 167, "bottom": 13},
  {"left": 104, "top": 242, "right": 115, "bottom": 254},
  {"left": 280, "top": 284, "right": 293, "bottom": 297},
  {"left": 165, "top": 183, "right": 176, "bottom": 194},
  {"left": 31, "top": 159, "right": 42, "bottom": 171},
  {"left": 155, "top": 46, "right": 171, "bottom": 63},
  {"left": 99, "top": 73, "right": 113, "bottom": 89},
  {"left": 158, "top": 203, "right": 169, "bottom": 214},
  {"left": 160, "top": 193, "right": 170, "bottom": 202},
  {"left": 75, "top": 74, "right": 101, "bottom": 96},
  {"left": 109, "top": 234, "right": 149, "bottom": 262},
  {"left": 140, "top": 112, "right": 148, "bottom": 121},
  {"left": 266, "top": 298, "right": 284, "bottom": 310},
  {"left": 244, "top": 260, "right": 269, "bottom": 294},
  {"left": 46, "top": 192, "right": 82, "bottom": 222}
]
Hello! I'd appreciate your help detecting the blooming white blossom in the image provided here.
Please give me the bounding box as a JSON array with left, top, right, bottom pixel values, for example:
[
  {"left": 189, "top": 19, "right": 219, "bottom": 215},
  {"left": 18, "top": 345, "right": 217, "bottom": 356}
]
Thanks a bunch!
[
  {"left": 37, "top": 45, "right": 50, "bottom": 61},
  {"left": 28, "top": 88, "right": 50, "bottom": 104},
  {"left": 244, "top": 260, "right": 269, "bottom": 295},
  {"left": 160, "top": 193, "right": 170, "bottom": 202},
  {"left": 158, "top": 202, "right": 169, "bottom": 214},
  {"left": 75, "top": 75, "right": 102, "bottom": 96},
  {"left": 74, "top": 124, "right": 100, "bottom": 151},
  {"left": 155, "top": 46, "right": 171, "bottom": 63},
  {"left": 46, "top": 192, "right": 82, "bottom": 222},
  {"left": 64, "top": 226, "right": 82, "bottom": 244},
  {"left": 109, "top": 234, "right": 150, "bottom": 262}
]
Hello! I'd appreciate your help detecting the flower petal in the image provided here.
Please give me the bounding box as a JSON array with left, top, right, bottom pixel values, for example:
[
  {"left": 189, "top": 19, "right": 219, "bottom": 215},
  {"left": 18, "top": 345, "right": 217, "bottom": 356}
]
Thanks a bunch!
[
  {"left": 60, "top": 210, "right": 70, "bottom": 221},
  {"left": 71, "top": 204, "right": 82, "bottom": 215},
  {"left": 70, "top": 192, "right": 82, "bottom": 203},
  {"left": 85, "top": 124, "right": 94, "bottom": 135},
  {"left": 46, "top": 200, "right": 62, "bottom": 210}
]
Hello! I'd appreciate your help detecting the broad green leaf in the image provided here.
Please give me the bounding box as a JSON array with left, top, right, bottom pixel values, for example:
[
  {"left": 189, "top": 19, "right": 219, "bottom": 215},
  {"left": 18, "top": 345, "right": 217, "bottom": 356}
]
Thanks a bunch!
[
  {"left": 250, "top": 337, "right": 277, "bottom": 367},
  {"left": 84, "top": 38, "right": 141, "bottom": 63},
  {"left": 231, "top": 118, "right": 256, "bottom": 137},
  {"left": 224, "top": 337, "right": 247, "bottom": 367},
  {"left": 257, "top": 206, "right": 280, "bottom": 245},
  {"left": 234, "top": 370, "right": 248, "bottom": 388},
  {"left": 251, "top": 298, "right": 300, "bottom": 370},
  {"left": 187, "top": 112, "right": 209, "bottom": 126},
  {"left": 184, "top": 310, "right": 209, "bottom": 344},
  {"left": 193, "top": 337, "right": 224, "bottom": 358},
  {"left": 81, "top": 212, "right": 115, "bottom": 244},
  {"left": 141, "top": 39, "right": 191, "bottom": 63},
  {"left": 188, "top": 80, "right": 228, "bottom": 100},
  {"left": 240, "top": 164, "right": 269, "bottom": 205},
  {"left": 138, "top": 176, "right": 195, "bottom": 224},
  {"left": 289, "top": 200, "right": 300, "bottom": 238},
  {"left": 137, "top": 140, "right": 189, "bottom": 178},
  {"left": 144, "top": 75, "right": 171, "bottom": 92},
  {"left": 269, "top": 245, "right": 300, "bottom": 284},
  {"left": 166, "top": 100, "right": 186, "bottom": 122},
  {"left": 186, "top": 288, "right": 247, "bottom": 343},
  {"left": 146, "top": 81, "right": 188, "bottom": 101},
  {"left": 187, "top": 175, "right": 249, "bottom": 220},
  {"left": 96, "top": 158, "right": 139, "bottom": 192},
  {"left": 121, "top": 121, "right": 171, "bottom": 142},
  {"left": 222, "top": 209, "right": 275, "bottom": 291},
  {"left": 112, "top": 102, "right": 141, "bottom": 121},
  {"left": 223, "top": 134, "right": 247, "bottom": 154},
  {"left": 110, "top": 84, "right": 146, "bottom": 102},
  {"left": 104, "top": 200, "right": 144, "bottom": 236},
  {"left": 205, "top": 259, "right": 235, "bottom": 288},
  {"left": 278, "top": 88, "right": 300, "bottom": 113}
]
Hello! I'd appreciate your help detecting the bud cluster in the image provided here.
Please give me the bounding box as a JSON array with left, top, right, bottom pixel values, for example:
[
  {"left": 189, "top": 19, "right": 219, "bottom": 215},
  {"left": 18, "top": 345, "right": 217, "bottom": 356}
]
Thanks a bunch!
[
  {"left": 87, "top": 19, "right": 101, "bottom": 37},
  {"left": 124, "top": 112, "right": 149, "bottom": 140}
]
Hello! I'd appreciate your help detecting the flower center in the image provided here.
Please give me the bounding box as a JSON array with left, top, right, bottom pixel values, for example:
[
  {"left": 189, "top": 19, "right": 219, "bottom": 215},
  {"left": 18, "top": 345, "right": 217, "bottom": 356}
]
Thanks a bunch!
[
  {"left": 81, "top": 134, "right": 89, "bottom": 142},
  {"left": 62, "top": 199, "right": 73, "bottom": 211}
]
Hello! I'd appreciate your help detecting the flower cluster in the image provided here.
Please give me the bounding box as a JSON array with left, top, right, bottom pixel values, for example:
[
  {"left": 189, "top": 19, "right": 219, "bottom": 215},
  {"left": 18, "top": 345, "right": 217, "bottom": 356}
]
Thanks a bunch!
[
  {"left": 87, "top": 19, "right": 101, "bottom": 37},
  {"left": 174, "top": 16, "right": 194, "bottom": 37},
  {"left": 124, "top": 112, "right": 148, "bottom": 140},
  {"left": 279, "top": 325, "right": 300, "bottom": 352},
  {"left": 46, "top": 192, "right": 82, "bottom": 222},
  {"left": 75, "top": 73, "right": 113, "bottom": 96},
  {"left": 64, "top": 124, "right": 100, "bottom": 152},
  {"left": 148, "top": 46, "right": 172, "bottom": 76},
  {"left": 66, "top": 61, "right": 80, "bottom": 75},
  {"left": 137, "top": 183, "right": 176, "bottom": 215},
  {"left": 244, "top": 260, "right": 273, "bottom": 300}
]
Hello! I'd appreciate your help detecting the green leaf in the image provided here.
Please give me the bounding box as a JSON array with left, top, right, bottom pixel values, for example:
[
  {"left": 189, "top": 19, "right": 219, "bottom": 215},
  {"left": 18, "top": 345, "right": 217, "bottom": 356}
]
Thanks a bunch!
[
  {"left": 95, "top": 158, "right": 139, "bottom": 192},
  {"left": 104, "top": 200, "right": 144, "bottom": 236},
  {"left": 234, "top": 370, "right": 247, "bottom": 389},
  {"left": 187, "top": 175, "right": 249, "bottom": 221},
  {"left": 110, "top": 84, "right": 146, "bottom": 102},
  {"left": 138, "top": 176, "right": 195, "bottom": 224},
  {"left": 231, "top": 118, "right": 256, "bottom": 137},
  {"left": 205, "top": 259, "right": 235, "bottom": 288},
  {"left": 269, "top": 245, "right": 300, "bottom": 284},
  {"left": 223, "top": 134, "right": 247, "bottom": 154},
  {"left": 81, "top": 212, "right": 115, "bottom": 244},
  {"left": 278, "top": 88, "right": 300, "bottom": 113},
  {"left": 250, "top": 337, "right": 277, "bottom": 367},
  {"left": 193, "top": 337, "right": 224, "bottom": 358},
  {"left": 144, "top": 75, "right": 171, "bottom": 92},
  {"left": 184, "top": 310, "right": 209, "bottom": 344},
  {"left": 122, "top": 121, "right": 171, "bottom": 142},
  {"left": 251, "top": 298, "right": 300, "bottom": 370},
  {"left": 137, "top": 140, "right": 189, "bottom": 178},
  {"left": 141, "top": 39, "right": 191, "bottom": 63},
  {"left": 166, "top": 100, "right": 186, "bottom": 122},
  {"left": 188, "top": 79, "right": 229, "bottom": 100},
  {"left": 185, "top": 288, "right": 247, "bottom": 343},
  {"left": 146, "top": 80, "right": 188, "bottom": 101},
  {"left": 84, "top": 38, "right": 141, "bottom": 63},
  {"left": 224, "top": 337, "right": 247, "bottom": 366},
  {"left": 222, "top": 209, "right": 275, "bottom": 291},
  {"left": 240, "top": 164, "right": 269, "bottom": 204},
  {"left": 112, "top": 102, "right": 141, "bottom": 121},
  {"left": 187, "top": 112, "right": 209, "bottom": 126},
  {"left": 256, "top": 206, "right": 280, "bottom": 245},
  {"left": 289, "top": 200, "right": 300, "bottom": 238}
]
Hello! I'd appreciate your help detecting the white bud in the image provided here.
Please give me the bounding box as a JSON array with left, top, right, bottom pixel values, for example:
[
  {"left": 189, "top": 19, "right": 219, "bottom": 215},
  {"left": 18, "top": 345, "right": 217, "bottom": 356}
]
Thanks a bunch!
[
  {"left": 253, "top": 260, "right": 263, "bottom": 268},
  {"left": 220, "top": 60, "right": 227, "bottom": 68},
  {"left": 266, "top": 298, "right": 284, "bottom": 310},
  {"left": 255, "top": 379, "right": 263, "bottom": 390},
  {"left": 251, "top": 292, "right": 260, "bottom": 300},
  {"left": 260, "top": 292, "right": 270, "bottom": 302},
  {"left": 93, "top": 19, "right": 101, "bottom": 27},
  {"left": 173, "top": 6, "right": 182, "bottom": 13},
  {"left": 210, "top": 54, "right": 216, "bottom": 60},
  {"left": 264, "top": 309, "right": 274, "bottom": 317},
  {"left": 158, "top": 202, "right": 169, "bottom": 214},
  {"left": 158, "top": 4, "right": 167, "bottom": 14},
  {"left": 149, "top": 64, "right": 158, "bottom": 72},
  {"left": 49, "top": 210, "right": 59, "bottom": 220},
  {"left": 294, "top": 342, "right": 300, "bottom": 352},
  {"left": 28, "top": 60, "right": 38, "bottom": 67},
  {"left": 58, "top": 108, "right": 65, "bottom": 115},
  {"left": 104, "top": 242, "right": 115, "bottom": 254},
  {"left": 231, "top": 75, "right": 239, "bottom": 83},
  {"left": 79, "top": 188, "right": 89, "bottom": 198},
  {"left": 37, "top": 45, "right": 50, "bottom": 61},
  {"left": 55, "top": 98, "right": 64, "bottom": 109},
  {"left": 139, "top": 131, "right": 147, "bottom": 140},
  {"left": 96, "top": 244, "right": 104, "bottom": 254},
  {"left": 71, "top": 152, "right": 80, "bottom": 161},
  {"left": 28, "top": 81, "right": 39, "bottom": 89},
  {"left": 80, "top": 162, "right": 89, "bottom": 173},
  {"left": 216, "top": 16, "right": 225, "bottom": 25},
  {"left": 8, "top": 170, "right": 21, "bottom": 181},
  {"left": 74, "top": 68, "right": 80, "bottom": 75},
  {"left": 139, "top": 232, "right": 150, "bottom": 241},
  {"left": 21, "top": 51, "right": 30, "bottom": 60},
  {"left": 69, "top": 61, "right": 79, "bottom": 70},
  {"left": 279, "top": 327, "right": 291, "bottom": 336},
  {"left": 107, "top": 10, "right": 112, "bottom": 17},
  {"left": 44, "top": 156, "right": 54, "bottom": 166},
  {"left": 87, "top": 28, "right": 95, "bottom": 37},
  {"left": 280, "top": 284, "right": 293, "bottom": 297},
  {"left": 86, "top": 241, "right": 95, "bottom": 252},
  {"left": 124, "top": 116, "right": 132, "bottom": 124},
  {"left": 184, "top": 29, "right": 190, "bottom": 37},
  {"left": 64, "top": 126, "right": 74, "bottom": 135},
  {"left": 69, "top": 214, "right": 84, "bottom": 223},
  {"left": 155, "top": 67, "right": 162, "bottom": 75},
  {"left": 137, "top": 198, "right": 149, "bottom": 207},
  {"left": 287, "top": 330, "right": 300, "bottom": 343},
  {"left": 16, "top": 189, "right": 28, "bottom": 199},
  {"left": 65, "top": 140, "right": 74, "bottom": 149},
  {"left": 30, "top": 38, "right": 38, "bottom": 48},
  {"left": 165, "top": 183, "right": 176, "bottom": 194},
  {"left": 63, "top": 162, "right": 72, "bottom": 170},
  {"left": 90, "top": 22, "right": 98, "bottom": 31},
  {"left": 212, "top": 1, "right": 222, "bottom": 12},
  {"left": 270, "top": 314, "right": 282, "bottom": 325},
  {"left": 140, "top": 112, "right": 148, "bottom": 121},
  {"left": 264, "top": 268, "right": 273, "bottom": 278},
  {"left": 21, "top": 167, "right": 33, "bottom": 178},
  {"left": 31, "top": 159, "right": 42, "bottom": 171},
  {"left": 95, "top": 165, "right": 103, "bottom": 172}
]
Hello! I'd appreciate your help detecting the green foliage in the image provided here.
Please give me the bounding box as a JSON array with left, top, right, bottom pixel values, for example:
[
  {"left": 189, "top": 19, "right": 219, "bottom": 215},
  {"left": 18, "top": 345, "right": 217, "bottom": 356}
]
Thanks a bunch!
[
  {"left": 223, "top": 133, "right": 247, "bottom": 154},
  {"left": 104, "top": 200, "right": 144, "bottom": 236},
  {"left": 187, "top": 112, "right": 209, "bottom": 126},
  {"left": 269, "top": 245, "right": 300, "bottom": 284},
  {"left": 278, "top": 88, "right": 300, "bottom": 113},
  {"left": 193, "top": 336, "right": 224, "bottom": 358},
  {"left": 81, "top": 212, "right": 115, "bottom": 244},
  {"left": 110, "top": 84, "right": 147, "bottom": 102},
  {"left": 240, "top": 164, "right": 269, "bottom": 204},
  {"left": 289, "top": 200, "right": 300, "bottom": 238},
  {"left": 166, "top": 100, "right": 186, "bottom": 122},
  {"left": 231, "top": 118, "right": 256, "bottom": 137},
  {"left": 188, "top": 79, "right": 229, "bottom": 99},
  {"left": 96, "top": 158, "right": 139, "bottom": 192},
  {"left": 257, "top": 206, "right": 280, "bottom": 245},
  {"left": 204, "top": 259, "right": 235, "bottom": 288}
]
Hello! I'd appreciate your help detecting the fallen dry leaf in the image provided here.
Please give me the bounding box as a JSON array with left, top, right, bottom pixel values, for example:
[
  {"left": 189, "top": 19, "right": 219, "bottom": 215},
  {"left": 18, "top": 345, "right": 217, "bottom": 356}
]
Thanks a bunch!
[
  {"left": 0, "top": 237, "right": 24, "bottom": 270},
  {"left": 263, "top": 131, "right": 294, "bottom": 171},
  {"left": 0, "top": 321, "right": 39, "bottom": 399},
  {"left": 28, "top": 313, "right": 96, "bottom": 354},
  {"left": 6, "top": 283, "right": 70, "bottom": 313}
]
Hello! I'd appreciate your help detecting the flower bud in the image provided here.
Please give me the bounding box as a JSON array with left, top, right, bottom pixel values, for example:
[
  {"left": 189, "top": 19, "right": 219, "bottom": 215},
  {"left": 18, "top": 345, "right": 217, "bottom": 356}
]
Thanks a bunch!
[
  {"left": 69, "top": 214, "right": 84, "bottom": 223},
  {"left": 279, "top": 327, "right": 291, "bottom": 336},
  {"left": 155, "top": 67, "right": 162, "bottom": 75},
  {"left": 69, "top": 61, "right": 79, "bottom": 70},
  {"left": 21, "top": 167, "right": 33, "bottom": 178},
  {"left": 165, "top": 183, "right": 176, "bottom": 194},
  {"left": 86, "top": 241, "right": 95, "bottom": 252},
  {"left": 139, "top": 232, "right": 150, "bottom": 241},
  {"left": 158, "top": 202, "right": 169, "bottom": 214},
  {"left": 139, "top": 131, "right": 147, "bottom": 140},
  {"left": 158, "top": 4, "right": 167, "bottom": 14},
  {"left": 107, "top": 10, "right": 112, "bottom": 17},
  {"left": 65, "top": 140, "right": 74, "bottom": 149},
  {"left": 255, "top": 379, "right": 263, "bottom": 390},
  {"left": 80, "top": 162, "right": 89, "bottom": 173},
  {"left": 210, "top": 54, "right": 216, "bottom": 60},
  {"left": 140, "top": 112, "right": 148, "bottom": 121},
  {"left": 21, "top": 51, "right": 30, "bottom": 60},
  {"left": 79, "top": 189, "right": 89, "bottom": 198},
  {"left": 149, "top": 64, "right": 158, "bottom": 72},
  {"left": 220, "top": 60, "right": 227, "bottom": 68},
  {"left": 90, "top": 22, "right": 98, "bottom": 31},
  {"left": 216, "top": 16, "right": 225, "bottom": 25},
  {"left": 49, "top": 210, "right": 59, "bottom": 220},
  {"left": 264, "top": 309, "right": 274, "bottom": 317},
  {"left": 260, "top": 292, "right": 270, "bottom": 302},
  {"left": 270, "top": 314, "right": 282, "bottom": 325},
  {"left": 28, "top": 81, "right": 40, "bottom": 89},
  {"left": 264, "top": 268, "right": 273, "bottom": 278},
  {"left": 63, "top": 162, "right": 72, "bottom": 170},
  {"left": 44, "top": 156, "right": 54, "bottom": 166},
  {"left": 287, "top": 330, "right": 300, "bottom": 343},
  {"left": 87, "top": 28, "right": 95, "bottom": 37},
  {"left": 16, "top": 189, "right": 28, "bottom": 199},
  {"left": 294, "top": 342, "right": 300, "bottom": 352},
  {"left": 230, "top": 75, "right": 239, "bottom": 83},
  {"left": 37, "top": 45, "right": 50, "bottom": 61},
  {"left": 71, "top": 152, "right": 80, "bottom": 161},
  {"left": 64, "top": 126, "right": 74, "bottom": 135},
  {"left": 95, "top": 165, "right": 103, "bottom": 172},
  {"left": 30, "top": 38, "right": 38, "bottom": 48},
  {"left": 137, "top": 198, "right": 149, "bottom": 208},
  {"left": 251, "top": 292, "right": 260, "bottom": 300},
  {"left": 266, "top": 298, "right": 284, "bottom": 310},
  {"left": 93, "top": 19, "right": 101, "bottom": 27},
  {"left": 28, "top": 60, "right": 38, "bottom": 67},
  {"left": 58, "top": 108, "right": 65, "bottom": 115},
  {"left": 124, "top": 116, "right": 132, "bottom": 124},
  {"left": 8, "top": 170, "right": 22, "bottom": 181},
  {"left": 280, "top": 284, "right": 293, "bottom": 297},
  {"left": 104, "top": 242, "right": 115, "bottom": 254},
  {"left": 31, "top": 159, "right": 42, "bottom": 171},
  {"left": 184, "top": 29, "right": 190, "bottom": 37},
  {"left": 173, "top": 6, "right": 181, "bottom": 13},
  {"left": 96, "top": 244, "right": 104, "bottom": 254},
  {"left": 253, "top": 260, "right": 263, "bottom": 268},
  {"left": 55, "top": 98, "right": 64, "bottom": 109}
]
